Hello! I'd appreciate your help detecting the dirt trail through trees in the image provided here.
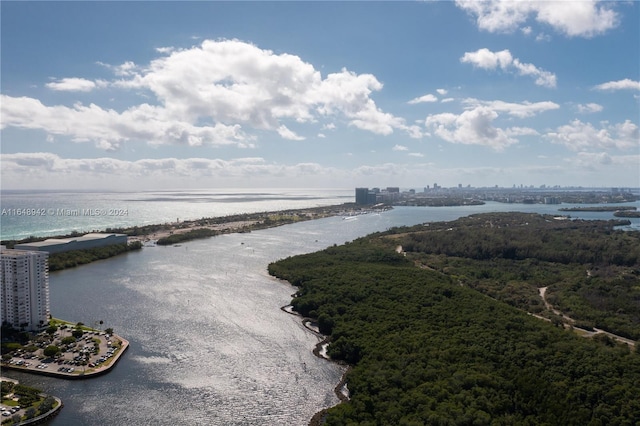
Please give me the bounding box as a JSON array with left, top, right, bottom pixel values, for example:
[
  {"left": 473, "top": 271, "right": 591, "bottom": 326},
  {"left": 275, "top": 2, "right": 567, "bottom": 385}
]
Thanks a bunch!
[{"left": 538, "top": 286, "right": 636, "bottom": 347}]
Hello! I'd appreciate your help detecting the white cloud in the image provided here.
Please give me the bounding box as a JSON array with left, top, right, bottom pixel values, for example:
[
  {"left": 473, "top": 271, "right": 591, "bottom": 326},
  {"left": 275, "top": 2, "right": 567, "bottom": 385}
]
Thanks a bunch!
[
  {"left": 405, "top": 124, "right": 426, "bottom": 139},
  {"left": 347, "top": 104, "right": 405, "bottom": 135},
  {"left": 565, "top": 152, "right": 640, "bottom": 170},
  {"left": 505, "top": 127, "right": 539, "bottom": 137},
  {"left": 535, "top": 33, "right": 551, "bottom": 42},
  {"left": 9, "top": 151, "right": 629, "bottom": 189},
  {"left": 115, "top": 61, "right": 139, "bottom": 77},
  {"left": 0, "top": 95, "right": 247, "bottom": 150},
  {"left": 132, "top": 41, "right": 409, "bottom": 136},
  {"left": 155, "top": 46, "right": 175, "bottom": 54},
  {"left": 277, "top": 125, "right": 305, "bottom": 141},
  {"left": 408, "top": 152, "right": 424, "bottom": 157},
  {"left": 314, "top": 67, "right": 417, "bottom": 137},
  {"left": 441, "top": 98, "right": 455, "bottom": 103},
  {"left": 463, "top": 98, "right": 559, "bottom": 118},
  {"left": 545, "top": 119, "right": 639, "bottom": 151},
  {"left": 576, "top": 103, "right": 603, "bottom": 114},
  {"left": 45, "top": 77, "right": 106, "bottom": 92},
  {"left": 3, "top": 39, "right": 417, "bottom": 149},
  {"left": 461, "top": 48, "right": 514, "bottom": 70},
  {"left": 534, "top": 1, "right": 619, "bottom": 38},
  {"left": 571, "top": 151, "right": 612, "bottom": 168},
  {"left": 97, "top": 60, "right": 139, "bottom": 77},
  {"left": 455, "top": 0, "right": 619, "bottom": 38},
  {"left": 392, "top": 144, "right": 408, "bottom": 151},
  {"left": 461, "top": 48, "right": 556, "bottom": 88},
  {"left": 594, "top": 79, "right": 640, "bottom": 91},
  {"left": 408, "top": 93, "right": 438, "bottom": 104},
  {"left": 423, "top": 98, "right": 553, "bottom": 150},
  {"left": 425, "top": 106, "right": 519, "bottom": 151},
  {"left": 436, "top": 89, "right": 448, "bottom": 96},
  {"left": 352, "top": 162, "right": 408, "bottom": 178},
  {"left": 0, "top": 152, "right": 348, "bottom": 188}
]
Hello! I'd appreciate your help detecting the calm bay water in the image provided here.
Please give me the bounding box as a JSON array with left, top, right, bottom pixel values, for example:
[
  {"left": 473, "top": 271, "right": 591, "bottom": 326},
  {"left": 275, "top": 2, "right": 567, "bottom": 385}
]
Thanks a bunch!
[{"left": 1, "top": 191, "right": 638, "bottom": 425}]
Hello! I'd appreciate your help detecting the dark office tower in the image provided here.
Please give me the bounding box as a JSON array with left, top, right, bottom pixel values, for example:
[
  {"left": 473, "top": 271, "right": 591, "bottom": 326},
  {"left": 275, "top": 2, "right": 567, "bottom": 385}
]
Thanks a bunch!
[{"left": 355, "top": 187, "right": 370, "bottom": 204}]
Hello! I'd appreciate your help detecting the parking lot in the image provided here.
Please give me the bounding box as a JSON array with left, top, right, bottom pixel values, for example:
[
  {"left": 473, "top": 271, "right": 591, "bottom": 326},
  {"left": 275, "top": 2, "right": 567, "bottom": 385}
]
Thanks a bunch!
[
  {"left": 2, "top": 325, "right": 127, "bottom": 377},
  {"left": 0, "top": 404, "right": 22, "bottom": 419}
]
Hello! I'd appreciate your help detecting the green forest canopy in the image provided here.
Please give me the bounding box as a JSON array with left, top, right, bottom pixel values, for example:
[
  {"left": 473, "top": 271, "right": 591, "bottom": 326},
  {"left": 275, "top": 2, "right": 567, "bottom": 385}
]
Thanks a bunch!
[{"left": 269, "top": 212, "right": 640, "bottom": 425}]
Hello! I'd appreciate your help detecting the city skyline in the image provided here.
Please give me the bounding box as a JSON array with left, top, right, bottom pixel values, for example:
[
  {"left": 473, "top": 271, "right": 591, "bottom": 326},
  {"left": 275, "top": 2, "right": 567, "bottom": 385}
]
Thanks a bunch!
[{"left": 1, "top": 1, "right": 639, "bottom": 190}]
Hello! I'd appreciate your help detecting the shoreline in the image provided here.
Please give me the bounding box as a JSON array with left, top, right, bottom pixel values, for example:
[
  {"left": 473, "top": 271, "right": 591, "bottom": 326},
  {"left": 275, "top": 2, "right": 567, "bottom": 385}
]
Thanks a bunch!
[{"left": 280, "top": 304, "right": 350, "bottom": 425}]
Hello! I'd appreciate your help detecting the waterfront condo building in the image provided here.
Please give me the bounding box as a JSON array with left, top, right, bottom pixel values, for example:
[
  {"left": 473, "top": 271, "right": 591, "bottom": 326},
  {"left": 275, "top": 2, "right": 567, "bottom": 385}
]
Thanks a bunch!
[{"left": 0, "top": 248, "right": 50, "bottom": 331}]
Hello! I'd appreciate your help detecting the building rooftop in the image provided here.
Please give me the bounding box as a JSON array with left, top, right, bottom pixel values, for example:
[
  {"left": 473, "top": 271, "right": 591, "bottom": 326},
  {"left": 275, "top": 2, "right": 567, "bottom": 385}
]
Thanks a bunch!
[{"left": 17, "top": 233, "right": 127, "bottom": 248}]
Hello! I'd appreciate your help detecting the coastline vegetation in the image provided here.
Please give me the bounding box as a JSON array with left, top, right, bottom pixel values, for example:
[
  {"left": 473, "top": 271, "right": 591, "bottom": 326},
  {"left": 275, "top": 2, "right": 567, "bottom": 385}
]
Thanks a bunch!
[
  {"left": 156, "top": 228, "right": 220, "bottom": 245},
  {"left": 559, "top": 206, "right": 637, "bottom": 212},
  {"left": 268, "top": 212, "right": 640, "bottom": 424},
  {"left": 613, "top": 210, "right": 640, "bottom": 218},
  {"left": 394, "top": 198, "right": 485, "bottom": 207},
  {"left": 47, "top": 242, "right": 142, "bottom": 271}
]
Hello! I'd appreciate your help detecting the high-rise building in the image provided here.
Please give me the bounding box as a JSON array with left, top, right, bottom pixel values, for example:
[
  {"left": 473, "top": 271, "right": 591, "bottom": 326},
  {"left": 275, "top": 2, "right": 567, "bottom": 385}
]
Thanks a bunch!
[
  {"left": 355, "top": 187, "right": 370, "bottom": 204},
  {"left": 1, "top": 248, "right": 50, "bottom": 331}
]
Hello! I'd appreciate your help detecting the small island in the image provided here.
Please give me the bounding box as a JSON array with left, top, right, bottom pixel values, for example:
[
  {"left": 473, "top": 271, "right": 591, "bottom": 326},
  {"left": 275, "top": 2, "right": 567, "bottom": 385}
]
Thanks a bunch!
[
  {"left": 613, "top": 210, "right": 640, "bottom": 218},
  {"left": 559, "top": 206, "right": 637, "bottom": 212},
  {"left": 393, "top": 198, "right": 485, "bottom": 207},
  {"left": 556, "top": 205, "right": 640, "bottom": 218}
]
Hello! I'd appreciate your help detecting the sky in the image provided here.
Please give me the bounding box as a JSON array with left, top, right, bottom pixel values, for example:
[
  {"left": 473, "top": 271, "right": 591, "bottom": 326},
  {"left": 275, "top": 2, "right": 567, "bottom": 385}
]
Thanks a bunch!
[{"left": 1, "top": 1, "right": 639, "bottom": 190}]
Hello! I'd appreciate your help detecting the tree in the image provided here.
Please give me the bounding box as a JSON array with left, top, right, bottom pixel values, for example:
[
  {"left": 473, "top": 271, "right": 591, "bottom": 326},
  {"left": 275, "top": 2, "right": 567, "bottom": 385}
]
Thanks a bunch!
[
  {"left": 105, "top": 328, "right": 114, "bottom": 335},
  {"left": 38, "top": 396, "right": 55, "bottom": 414},
  {"left": 72, "top": 328, "right": 84, "bottom": 339},
  {"left": 25, "top": 407, "right": 36, "bottom": 419},
  {"left": 46, "top": 325, "right": 58, "bottom": 336},
  {"left": 61, "top": 336, "right": 76, "bottom": 345},
  {"left": 43, "top": 345, "right": 60, "bottom": 358},
  {"left": 1, "top": 342, "right": 22, "bottom": 354}
]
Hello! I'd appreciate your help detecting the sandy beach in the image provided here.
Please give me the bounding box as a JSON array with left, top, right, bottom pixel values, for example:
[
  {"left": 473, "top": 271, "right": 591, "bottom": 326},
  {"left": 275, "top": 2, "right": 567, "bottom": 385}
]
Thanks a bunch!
[{"left": 127, "top": 220, "right": 260, "bottom": 243}]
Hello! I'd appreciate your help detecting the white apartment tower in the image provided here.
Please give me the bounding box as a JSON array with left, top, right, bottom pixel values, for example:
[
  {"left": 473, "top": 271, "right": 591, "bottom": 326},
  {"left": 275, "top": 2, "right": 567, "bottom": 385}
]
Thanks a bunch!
[{"left": 0, "top": 248, "right": 50, "bottom": 331}]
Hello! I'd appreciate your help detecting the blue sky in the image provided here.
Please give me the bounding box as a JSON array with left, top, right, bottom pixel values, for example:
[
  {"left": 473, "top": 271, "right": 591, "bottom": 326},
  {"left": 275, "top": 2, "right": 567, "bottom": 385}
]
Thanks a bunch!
[{"left": 1, "top": 1, "right": 638, "bottom": 190}]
